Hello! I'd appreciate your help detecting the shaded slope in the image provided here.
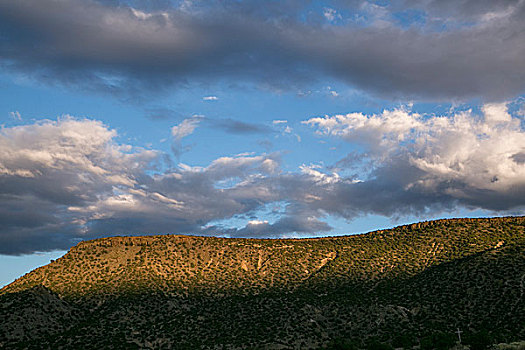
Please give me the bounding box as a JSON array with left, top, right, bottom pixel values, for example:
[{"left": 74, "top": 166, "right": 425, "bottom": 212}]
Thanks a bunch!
[{"left": 0, "top": 286, "right": 79, "bottom": 345}]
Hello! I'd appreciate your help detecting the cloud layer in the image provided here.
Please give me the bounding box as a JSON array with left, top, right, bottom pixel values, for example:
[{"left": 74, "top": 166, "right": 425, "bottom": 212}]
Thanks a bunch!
[
  {"left": 0, "top": 104, "right": 523, "bottom": 254},
  {"left": 1, "top": 0, "right": 525, "bottom": 100}
]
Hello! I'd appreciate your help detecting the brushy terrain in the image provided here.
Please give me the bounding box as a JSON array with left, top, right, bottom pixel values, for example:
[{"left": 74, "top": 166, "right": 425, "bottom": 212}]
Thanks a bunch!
[{"left": 0, "top": 217, "right": 524, "bottom": 349}]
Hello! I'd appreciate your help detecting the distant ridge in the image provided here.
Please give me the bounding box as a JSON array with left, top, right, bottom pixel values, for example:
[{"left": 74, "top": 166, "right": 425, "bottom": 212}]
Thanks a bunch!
[{"left": 1, "top": 216, "right": 524, "bottom": 349}]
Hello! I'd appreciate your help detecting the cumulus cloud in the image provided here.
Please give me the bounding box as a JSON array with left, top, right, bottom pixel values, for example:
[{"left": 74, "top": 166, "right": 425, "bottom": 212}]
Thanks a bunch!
[
  {"left": 0, "top": 0, "right": 524, "bottom": 100},
  {"left": 0, "top": 117, "right": 159, "bottom": 254},
  {"left": 0, "top": 117, "right": 291, "bottom": 254},
  {"left": 304, "top": 103, "right": 525, "bottom": 211}
]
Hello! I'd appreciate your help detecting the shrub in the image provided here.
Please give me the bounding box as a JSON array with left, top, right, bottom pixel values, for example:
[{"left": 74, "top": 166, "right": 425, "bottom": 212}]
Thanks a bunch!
[
  {"left": 326, "top": 338, "right": 360, "bottom": 350},
  {"left": 420, "top": 333, "right": 456, "bottom": 350},
  {"left": 366, "top": 338, "right": 393, "bottom": 350},
  {"left": 464, "top": 330, "right": 493, "bottom": 350}
]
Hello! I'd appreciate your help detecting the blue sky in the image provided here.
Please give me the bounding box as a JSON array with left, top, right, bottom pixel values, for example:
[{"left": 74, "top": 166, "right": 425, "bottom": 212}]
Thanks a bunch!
[{"left": 1, "top": 0, "right": 524, "bottom": 288}]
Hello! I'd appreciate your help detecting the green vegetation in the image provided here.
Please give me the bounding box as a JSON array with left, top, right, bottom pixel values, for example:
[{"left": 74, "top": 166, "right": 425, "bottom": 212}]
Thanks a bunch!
[{"left": 0, "top": 216, "right": 524, "bottom": 349}]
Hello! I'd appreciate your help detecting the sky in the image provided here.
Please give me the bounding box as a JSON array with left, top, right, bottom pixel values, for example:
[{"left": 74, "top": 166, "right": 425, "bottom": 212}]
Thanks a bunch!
[{"left": 1, "top": 0, "right": 524, "bottom": 287}]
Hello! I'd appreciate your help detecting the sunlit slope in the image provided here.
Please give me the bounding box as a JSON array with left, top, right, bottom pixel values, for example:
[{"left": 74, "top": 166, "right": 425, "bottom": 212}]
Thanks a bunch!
[{"left": 2, "top": 217, "right": 523, "bottom": 298}]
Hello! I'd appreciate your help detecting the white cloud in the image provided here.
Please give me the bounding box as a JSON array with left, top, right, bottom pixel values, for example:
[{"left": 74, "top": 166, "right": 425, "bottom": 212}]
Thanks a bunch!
[
  {"left": 304, "top": 103, "right": 525, "bottom": 198},
  {"left": 482, "top": 103, "right": 511, "bottom": 124},
  {"left": 203, "top": 96, "right": 218, "bottom": 101},
  {"left": 273, "top": 119, "right": 300, "bottom": 140},
  {"left": 9, "top": 111, "right": 21, "bottom": 121},
  {"left": 130, "top": 8, "right": 170, "bottom": 21},
  {"left": 300, "top": 164, "right": 341, "bottom": 185},
  {"left": 248, "top": 220, "right": 268, "bottom": 226},
  {"left": 171, "top": 115, "right": 202, "bottom": 141},
  {"left": 0, "top": 116, "right": 155, "bottom": 183},
  {"left": 323, "top": 7, "right": 341, "bottom": 22},
  {"left": 0, "top": 117, "right": 162, "bottom": 253},
  {"left": 304, "top": 108, "right": 424, "bottom": 154},
  {"left": 518, "top": 103, "right": 525, "bottom": 117},
  {"left": 205, "top": 153, "right": 280, "bottom": 179},
  {"left": 0, "top": 117, "right": 288, "bottom": 254}
]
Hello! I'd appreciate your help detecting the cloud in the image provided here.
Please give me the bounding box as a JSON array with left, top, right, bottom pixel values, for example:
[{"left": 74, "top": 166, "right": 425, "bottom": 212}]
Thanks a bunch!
[
  {"left": 0, "top": 117, "right": 159, "bottom": 254},
  {"left": 171, "top": 116, "right": 270, "bottom": 139},
  {"left": 0, "top": 117, "right": 319, "bottom": 254},
  {"left": 210, "top": 118, "right": 272, "bottom": 135},
  {"left": 517, "top": 101, "right": 525, "bottom": 116},
  {"left": 0, "top": 0, "right": 524, "bottom": 100},
  {"left": 8, "top": 111, "right": 21, "bottom": 121},
  {"left": 203, "top": 96, "right": 218, "bottom": 101},
  {"left": 323, "top": 7, "right": 342, "bottom": 22},
  {"left": 220, "top": 214, "right": 332, "bottom": 239},
  {"left": 171, "top": 115, "right": 202, "bottom": 141},
  {"left": 401, "top": 0, "right": 522, "bottom": 22},
  {"left": 145, "top": 107, "right": 182, "bottom": 120},
  {"left": 0, "top": 117, "right": 289, "bottom": 254},
  {"left": 0, "top": 105, "right": 523, "bottom": 254},
  {"left": 304, "top": 102, "right": 525, "bottom": 211},
  {"left": 272, "top": 120, "right": 301, "bottom": 141}
]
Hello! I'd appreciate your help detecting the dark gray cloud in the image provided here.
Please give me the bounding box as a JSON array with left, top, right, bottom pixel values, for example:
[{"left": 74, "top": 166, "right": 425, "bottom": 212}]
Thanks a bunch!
[
  {"left": 210, "top": 118, "right": 272, "bottom": 135},
  {"left": 0, "top": 0, "right": 524, "bottom": 101},
  {"left": 208, "top": 215, "right": 333, "bottom": 239},
  {"left": 145, "top": 107, "right": 184, "bottom": 121},
  {"left": 512, "top": 152, "right": 525, "bottom": 164},
  {"left": 170, "top": 114, "right": 272, "bottom": 139}
]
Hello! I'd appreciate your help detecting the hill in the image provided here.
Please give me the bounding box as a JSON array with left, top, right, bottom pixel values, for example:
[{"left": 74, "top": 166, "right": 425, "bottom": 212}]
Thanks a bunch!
[{"left": 1, "top": 217, "right": 524, "bottom": 349}]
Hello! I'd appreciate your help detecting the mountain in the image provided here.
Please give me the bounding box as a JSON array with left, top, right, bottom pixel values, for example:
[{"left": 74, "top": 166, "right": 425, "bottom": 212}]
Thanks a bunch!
[{"left": 1, "top": 217, "right": 524, "bottom": 349}]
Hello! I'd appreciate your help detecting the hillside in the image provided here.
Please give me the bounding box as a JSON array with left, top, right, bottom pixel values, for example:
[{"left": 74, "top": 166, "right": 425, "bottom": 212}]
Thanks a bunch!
[{"left": 1, "top": 217, "right": 524, "bottom": 349}]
